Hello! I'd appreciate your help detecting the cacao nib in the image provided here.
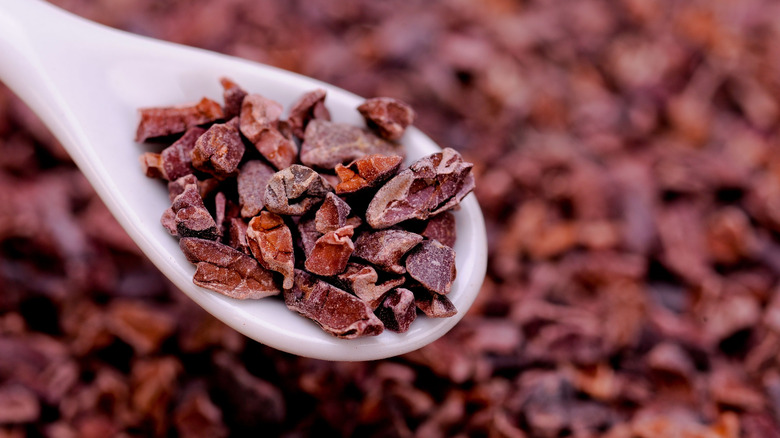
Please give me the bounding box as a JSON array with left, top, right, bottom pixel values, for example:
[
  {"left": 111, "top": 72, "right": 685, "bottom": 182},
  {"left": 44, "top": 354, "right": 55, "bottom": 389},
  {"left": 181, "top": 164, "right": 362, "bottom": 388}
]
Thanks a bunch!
[
  {"left": 353, "top": 229, "right": 423, "bottom": 274},
  {"left": 336, "top": 263, "right": 405, "bottom": 310},
  {"left": 304, "top": 226, "right": 355, "bottom": 276},
  {"left": 191, "top": 120, "right": 245, "bottom": 180},
  {"left": 246, "top": 212, "right": 295, "bottom": 289},
  {"left": 135, "top": 97, "right": 223, "bottom": 142},
  {"left": 405, "top": 240, "right": 457, "bottom": 295},
  {"left": 334, "top": 154, "right": 404, "bottom": 195},
  {"left": 237, "top": 160, "right": 275, "bottom": 218},
  {"left": 300, "top": 120, "right": 404, "bottom": 170},
  {"left": 375, "top": 288, "right": 417, "bottom": 333},
  {"left": 285, "top": 270, "right": 384, "bottom": 339},
  {"left": 357, "top": 97, "right": 416, "bottom": 141},
  {"left": 180, "top": 237, "right": 280, "bottom": 299},
  {"left": 264, "top": 165, "right": 332, "bottom": 215},
  {"left": 366, "top": 148, "right": 474, "bottom": 229},
  {"left": 287, "top": 89, "right": 331, "bottom": 138}
]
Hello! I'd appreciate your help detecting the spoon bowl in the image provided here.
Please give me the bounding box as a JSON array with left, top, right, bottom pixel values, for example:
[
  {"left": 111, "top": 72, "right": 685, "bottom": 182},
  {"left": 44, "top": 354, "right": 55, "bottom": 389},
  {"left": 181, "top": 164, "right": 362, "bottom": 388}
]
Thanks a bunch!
[{"left": 0, "top": 0, "right": 487, "bottom": 361}]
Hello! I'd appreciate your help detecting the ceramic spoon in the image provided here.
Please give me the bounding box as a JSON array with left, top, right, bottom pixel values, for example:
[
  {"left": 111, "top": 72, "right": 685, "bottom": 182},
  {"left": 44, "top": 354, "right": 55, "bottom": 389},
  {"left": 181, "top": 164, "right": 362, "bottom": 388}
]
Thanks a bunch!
[{"left": 0, "top": 0, "right": 487, "bottom": 361}]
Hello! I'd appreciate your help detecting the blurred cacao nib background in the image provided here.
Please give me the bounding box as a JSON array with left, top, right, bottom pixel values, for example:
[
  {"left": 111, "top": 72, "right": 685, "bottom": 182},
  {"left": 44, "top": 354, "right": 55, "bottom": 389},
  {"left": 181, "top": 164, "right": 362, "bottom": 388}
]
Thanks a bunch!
[{"left": 4, "top": 0, "right": 780, "bottom": 436}]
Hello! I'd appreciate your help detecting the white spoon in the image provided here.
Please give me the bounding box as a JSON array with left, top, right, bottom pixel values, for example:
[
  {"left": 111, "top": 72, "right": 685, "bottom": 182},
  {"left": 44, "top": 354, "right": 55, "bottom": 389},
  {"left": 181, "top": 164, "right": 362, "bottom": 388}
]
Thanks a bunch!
[{"left": 0, "top": 0, "right": 487, "bottom": 361}]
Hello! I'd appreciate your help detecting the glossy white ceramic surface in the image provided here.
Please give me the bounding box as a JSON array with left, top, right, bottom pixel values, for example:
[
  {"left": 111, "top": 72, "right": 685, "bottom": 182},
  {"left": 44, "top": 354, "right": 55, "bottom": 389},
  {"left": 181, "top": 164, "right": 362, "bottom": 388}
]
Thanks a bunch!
[{"left": 0, "top": 0, "right": 488, "bottom": 361}]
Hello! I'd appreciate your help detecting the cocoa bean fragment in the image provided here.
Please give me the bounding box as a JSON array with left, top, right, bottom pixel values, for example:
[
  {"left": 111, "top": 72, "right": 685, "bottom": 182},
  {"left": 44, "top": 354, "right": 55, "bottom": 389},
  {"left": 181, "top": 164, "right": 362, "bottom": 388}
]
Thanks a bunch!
[
  {"left": 336, "top": 262, "right": 405, "bottom": 310},
  {"left": 366, "top": 148, "right": 474, "bottom": 229},
  {"left": 191, "top": 120, "right": 244, "bottom": 180},
  {"left": 353, "top": 229, "right": 423, "bottom": 274},
  {"left": 239, "top": 94, "right": 297, "bottom": 170},
  {"left": 169, "top": 183, "right": 219, "bottom": 240},
  {"left": 246, "top": 211, "right": 295, "bottom": 289},
  {"left": 135, "top": 97, "right": 223, "bottom": 142},
  {"left": 300, "top": 120, "right": 403, "bottom": 170},
  {"left": 142, "top": 127, "right": 205, "bottom": 181},
  {"left": 287, "top": 89, "right": 331, "bottom": 138},
  {"left": 285, "top": 270, "right": 384, "bottom": 338},
  {"left": 264, "top": 165, "right": 332, "bottom": 215},
  {"left": 357, "top": 97, "right": 416, "bottom": 141},
  {"left": 315, "top": 192, "right": 351, "bottom": 234},
  {"left": 334, "top": 154, "right": 403, "bottom": 195},
  {"left": 375, "top": 288, "right": 417, "bottom": 333},
  {"left": 304, "top": 226, "right": 354, "bottom": 276},
  {"left": 237, "top": 160, "right": 275, "bottom": 218},
  {"left": 414, "top": 288, "right": 457, "bottom": 318},
  {"left": 220, "top": 77, "right": 247, "bottom": 120},
  {"left": 421, "top": 211, "right": 457, "bottom": 247},
  {"left": 406, "top": 239, "right": 457, "bottom": 295},
  {"left": 179, "top": 237, "right": 280, "bottom": 299}
]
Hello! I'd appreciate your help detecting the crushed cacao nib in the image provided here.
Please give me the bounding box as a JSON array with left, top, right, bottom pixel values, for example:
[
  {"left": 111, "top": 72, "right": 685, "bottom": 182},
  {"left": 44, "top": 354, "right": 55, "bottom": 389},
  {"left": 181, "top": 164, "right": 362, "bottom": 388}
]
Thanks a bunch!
[
  {"left": 414, "top": 288, "right": 457, "bottom": 318},
  {"left": 421, "top": 211, "right": 456, "bottom": 247},
  {"left": 375, "top": 288, "right": 417, "bottom": 333},
  {"left": 264, "top": 165, "right": 332, "bottom": 215},
  {"left": 140, "top": 127, "right": 206, "bottom": 182},
  {"left": 300, "top": 120, "right": 404, "bottom": 170},
  {"left": 246, "top": 212, "right": 295, "bottom": 289},
  {"left": 227, "top": 218, "right": 250, "bottom": 254},
  {"left": 239, "top": 94, "right": 297, "bottom": 170},
  {"left": 285, "top": 270, "right": 384, "bottom": 339},
  {"left": 135, "top": 97, "right": 223, "bottom": 142},
  {"left": 366, "top": 148, "right": 474, "bottom": 229},
  {"left": 191, "top": 120, "right": 245, "bottom": 180},
  {"left": 357, "top": 97, "right": 416, "bottom": 141},
  {"left": 405, "top": 240, "right": 457, "bottom": 295},
  {"left": 180, "top": 238, "right": 280, "bottom": 299},
  {"left": 287, "top": 89, "right": 331, "bottom": 138},
  {"left": 353, "top": 229, "right": 424, "bottom": 274},
  {"left": 314, "top": 192, "right": 351, "bottom": 234},
  {"left": 237, "top": 160, "right": 275, "bottom": 218},
  {"left": 334, "top": 154, "right": 404, "bottom": 195},
  {"left": 169, "top": 183, "right": 219, "bottom": 240},
  {"left": 336, "top": 263, "right": 405, "bottom": 310},
  {"left": 220, "top": 77, "right": 247, "bottom": 120},
  {"left": 303, "top": 225, "right": 354, "bottom": 276}
]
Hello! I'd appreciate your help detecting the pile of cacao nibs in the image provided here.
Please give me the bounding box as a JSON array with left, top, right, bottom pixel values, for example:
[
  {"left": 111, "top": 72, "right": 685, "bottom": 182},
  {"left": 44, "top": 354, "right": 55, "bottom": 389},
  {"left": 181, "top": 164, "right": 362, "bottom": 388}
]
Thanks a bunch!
[
  {"left": 6, "top": 0, "right": 780, "bottom": 436},
  {"left": 137, "top": 79, "right": 474, "bottom": 338}
]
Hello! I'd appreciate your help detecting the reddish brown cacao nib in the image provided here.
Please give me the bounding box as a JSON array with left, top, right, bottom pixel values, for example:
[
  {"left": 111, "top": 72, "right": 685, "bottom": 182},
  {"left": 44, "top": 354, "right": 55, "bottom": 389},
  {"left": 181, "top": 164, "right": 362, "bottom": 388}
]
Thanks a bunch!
[
  {"left": 366, "top": 148, "right": 474, "bottom": 228},
  {"left": 169, "top": 183, "right": 219, "bottom": 240},
  {"left": 357, "top": 97, "right": 416, "bottom": 141},
  {"left": 334, "top": 154, "right": 404, "bottom": 195},
  {"left": 191, "top": 120, "right": 245, "bottom": 180},
  {"left": 375, "top": 288, "right": 417, "bottom": 333},
  {"left": 300, "top": 120, "right": 404, "bottom": 169},
  {"left": 246, "top": 212, "right": 295, "bottom": 289},
  {"left": 285, "top": 270, "right": 384, "bottom": 339},
  {"left": 239, "top": 94, "right": 297, "bottom": 170},
  {"left": 336, "top": 263, "right": 405, "bottom": 310},
  {"left": 287, "top": 89, "right": 331, "bottom": 138},
  {"left": 315, "top": 192, "right": 351, "bottom": 234},
  {"left": 179, "top": 238, "right": 280, "bottom": 299},
  {"left": 405, "top": 240, "right": 457, "bottom": 295},
  {"left": 220, "top": 77, "right": 247, "bottom": 120},
  {"left": 135, "top": 97, "right": 223, "bottom": 142},
  {"left": 353, "top": 229, "right": 423, "bottom": 274},
  {"left": 304, "top": 226, "right": 355, "bottom": 276}
]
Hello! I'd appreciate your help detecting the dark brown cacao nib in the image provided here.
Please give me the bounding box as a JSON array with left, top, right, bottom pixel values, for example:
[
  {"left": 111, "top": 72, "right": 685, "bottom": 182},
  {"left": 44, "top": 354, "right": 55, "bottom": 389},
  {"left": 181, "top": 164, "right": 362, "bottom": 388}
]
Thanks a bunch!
[
  {"left": 353, "top": 229, "right": 423, "bottom": 274},
  {"left": 180, "top": 237, "right": 280, "bottom": 299},
  {"left": 366, "top": 148, "right": 474, "bottom": 229},
  {"left": 334, "top": 154, "right": 404, "bottom": 195},
  {"left": 287, "top": 89, "right": 331, "bottom": 138},
  {"left": 135, "top": 97, "right": 223, "bottom": 142},
  {"left": 421, "top": 212, "right": 457, "bottom": 247},
  {"left": 246, "top": 212, "right": 295, "bottom": 289},
  {"left": 264, "top": 165, "right": 332, "bottom": 215},
  {"left": 375, "top": 288, "right": 417, "bottom": 333},
  {"left": 405, "top": 240, "right": 457, "bottom": 295},
  {"left": 336, "top": 263, "right": 405, "bottom": 310},
  {"left": 285, "top": 270, "right": 384, "bottom": 339},
  {"left": 169, "top": 183, "right": 219, "bottom": 240},
  {"left": 414, "top": 288, "right": 457, "bottom": 318},
  {"left": 159, "top": 127, "right": 206, "bottom": 181},
  {"left": 191, "top": 120, "right": 245, "bottom": 180},
  {"left": 300, "top": 120, "right": 404, "bottom": 169},
  {"left": 237, "top": 160, "right": 275, "bottom": 218},
  {"left": 220, "top": 77, "right": 248, "bottom": 120},
  {"left": 357, "top": 97, "right": 416, "bottom": 141}
]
